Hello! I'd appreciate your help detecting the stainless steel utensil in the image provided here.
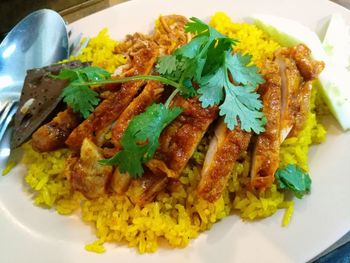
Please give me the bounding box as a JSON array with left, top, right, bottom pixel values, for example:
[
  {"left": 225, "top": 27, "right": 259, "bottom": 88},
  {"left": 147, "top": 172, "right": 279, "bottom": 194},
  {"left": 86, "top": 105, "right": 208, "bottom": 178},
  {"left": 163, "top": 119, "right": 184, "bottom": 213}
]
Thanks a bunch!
[{"left": 0, "top": 9, "right": 69, "bottom": 170}]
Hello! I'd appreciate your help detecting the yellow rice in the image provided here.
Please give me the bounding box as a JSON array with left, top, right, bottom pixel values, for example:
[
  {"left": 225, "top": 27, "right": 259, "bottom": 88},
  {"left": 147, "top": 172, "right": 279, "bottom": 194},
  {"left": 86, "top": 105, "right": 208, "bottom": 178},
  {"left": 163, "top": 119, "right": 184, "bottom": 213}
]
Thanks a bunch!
[
  {"left": 69, "top": 28, "right": 127, "bottom": 73},
  {"left": 21, "top": 13, "right": 327, "bottom": 253}
]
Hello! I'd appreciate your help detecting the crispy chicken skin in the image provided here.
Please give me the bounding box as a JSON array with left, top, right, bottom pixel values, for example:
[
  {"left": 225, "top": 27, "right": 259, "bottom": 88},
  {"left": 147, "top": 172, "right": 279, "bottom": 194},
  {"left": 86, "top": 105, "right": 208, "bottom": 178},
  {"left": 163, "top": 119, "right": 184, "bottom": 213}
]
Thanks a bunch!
[
  {"left": 276, "top": 44, "right": 324, "bottom": 141},
  {"left": 106, "top": 81, "right": 164, "bottom": 193},
  {"left": 68, "top": 138, "right": 113, "bottom": 199},
  {"left": 126, "top": 96, "right": 218, "bottom": 206},
  {"left": 289, "top": 81, "right": 313, "bottom": 136},
  {"left": 275, "top": 51, "right": 303, "bottom": 141},
  {"left": 154, "top": 95, "right": 218, "bottom": 175},
  {"left": 287, "top": 44, "right": 325, "bottom": 81},
  {"left": 127, "top": 171, "right": 168, "bottom": 206},
  {"left": 250, "top": 60, "right": 282, "bottom": 189},
  {"left": 104, "top": 80, "right": 164, "bottom": 157},
  {"left": 65, "top": 35, "right": 159, "bottom": 151},
  {"left": 250, "top": 44, "right": 324, "bottom": 190},
  {"left": 32, "top": 108, "right": 81, "bottom": 152},
  {"left": 197, "top": 120, "right": 251, "bottom": 202}
]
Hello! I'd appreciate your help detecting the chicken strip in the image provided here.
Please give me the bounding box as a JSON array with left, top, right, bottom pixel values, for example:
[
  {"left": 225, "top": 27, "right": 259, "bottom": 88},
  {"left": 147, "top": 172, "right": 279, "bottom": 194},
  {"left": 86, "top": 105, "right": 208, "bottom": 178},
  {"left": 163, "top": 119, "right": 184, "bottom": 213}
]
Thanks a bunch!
[
  {"left": 197, "top": 120, "right": 251, "bottom": 202},
  {"left": 126, "top": 96, "right": 218, "bottom": 206},
  {"left": 289, "top": 44, "right": 325, "bottom": 81},
  {"left": 276, "top": 44, "right": 324, "bottom": 140},
  {"left": 127, "top": 171, "right": 168, "bottom": 206},
  {"left": 68, "top": 138, "right": 113, "bottom": 199},
  {"left": 104, "top": 80, "right": 164, "bottom": 157},
  {"left": 275, "top": 52, "right": 303, "bottom": 142},
  {"left": 152, "top": 95, "right": 219, "bottom": 176},
  {"left": 251, "top": 45, "right": 324, "bottom": 189},
  {"left": 66, "top": 35, "right": 159, "bottom": 151},
  {"left": 32, "top": 108, "right": 81, "bottom": 152},
  {"left": 250, "top": 60, "right": 281, "bottom": 189}
]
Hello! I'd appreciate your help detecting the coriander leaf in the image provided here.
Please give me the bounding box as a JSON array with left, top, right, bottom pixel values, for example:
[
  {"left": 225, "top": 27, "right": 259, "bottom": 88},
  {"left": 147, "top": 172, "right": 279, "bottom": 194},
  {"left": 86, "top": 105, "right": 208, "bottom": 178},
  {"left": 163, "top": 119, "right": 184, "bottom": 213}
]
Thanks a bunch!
[
  {"left": 198, "top": 67, "right": 225, "bottom": 107},
  {"left": 185, "top": 17, "right": 231, "bottom": 41},
  {"left": 198, "top": 51, "right": 265, "bottom": 133},
  {"left": 202, "top": 38, "right": 233, "bottom": 75},
  {"left": 219, "top": 83, "right": 266, "bottom": 133},
  {"left": 80, "top": 66, "right": 111, "bottom": 81},
  {"left": 174, "top": 35, "right": 208, "bottom": 58},
  {"left": 52, "top": 68, "right": 78, "bottom": 80},
  {"left": 227, "top": 53, "right": 265, "bottom": 87},
  {"left": 156, "top": 55, "right": 177, "bottom": 75},
  {"left": 54, "top": 66, "right": 111, "bottom": 118},
  {"left": 275, "top": 164, "right": 312, "bottom": 199},
  {"left": 61, "top": 82, "right": 100, "bottom": 119},
  {"left": 100, "top": 103, "right": 182, "bottom": 177}
]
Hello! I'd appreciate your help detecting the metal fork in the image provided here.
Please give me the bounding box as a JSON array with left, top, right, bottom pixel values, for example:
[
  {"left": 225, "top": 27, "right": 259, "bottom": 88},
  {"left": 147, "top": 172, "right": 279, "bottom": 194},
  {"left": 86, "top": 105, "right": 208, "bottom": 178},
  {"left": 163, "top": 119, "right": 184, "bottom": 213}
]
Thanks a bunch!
[{"left": 0, "top": 100, "right": 17, "bottom": 142}]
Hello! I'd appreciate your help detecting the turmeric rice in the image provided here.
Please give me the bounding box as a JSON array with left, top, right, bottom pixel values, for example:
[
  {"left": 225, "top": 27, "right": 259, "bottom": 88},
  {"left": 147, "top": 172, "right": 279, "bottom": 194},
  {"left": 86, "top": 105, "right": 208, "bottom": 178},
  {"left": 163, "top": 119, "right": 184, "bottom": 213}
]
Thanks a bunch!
[{"left": 21, "top": 12, "right": 326, "bottom": 253}]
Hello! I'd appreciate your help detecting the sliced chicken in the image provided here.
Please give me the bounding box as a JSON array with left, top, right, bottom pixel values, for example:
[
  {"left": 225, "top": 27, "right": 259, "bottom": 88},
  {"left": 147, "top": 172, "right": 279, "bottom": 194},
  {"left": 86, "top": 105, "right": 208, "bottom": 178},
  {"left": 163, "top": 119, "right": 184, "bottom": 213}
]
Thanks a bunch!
[
  {"left": 104, "top": 80, "right": 164, "bottom": 157},
  {"left": 32, "top": 108, "right": 81, "bottom": 152},
  {"left": 275, "top": 53, "right": 303, "bottom": 142},
  {"left": 197, "top": 120, "right": 251, "bottom": 202},
  {"left": 68, "top": 138, "right": 113, "bottom": 199},
  {"left": 250, "top": 44, "right": 324, "bottom": 190},
  {"left": 152, "top": 95, "right": 219, "bottom": 176},
  {"left": 127, "top": 171, "right": 168, "bottom": 206},
  {"left": 289, "top": 81, "right": 313, "bottom": 136},
  {"left": 275, "top": 44, "right": 324, "bottom": 141},
  {"left": 65, "top": 35, "right": 159, "bottom": 151},
  {"left": 106, "top": 81, "right": 164, "bottom": 194},
  {"left": 289, "top": 44, "right": 325, "bottom": 81},
  {"left": 126, "top": 96, "right": 218, "bottom": 205},
  {"left": 250, "top": 60, "right": 282, "bottom": 189}
]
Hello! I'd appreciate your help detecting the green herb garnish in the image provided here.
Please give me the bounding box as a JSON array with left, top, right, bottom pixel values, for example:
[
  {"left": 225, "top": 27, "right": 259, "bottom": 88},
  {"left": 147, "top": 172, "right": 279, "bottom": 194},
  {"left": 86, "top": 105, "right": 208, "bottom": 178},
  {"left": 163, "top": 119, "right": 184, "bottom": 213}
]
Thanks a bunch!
[
  {"left": 275, "top": 164, "right": 312, "bottom": 199},
  {"left": 156, "top": 17, "right": 265, "bottom": 132},
  {"left": 53, "top": 67, "right": 111, "bottom": 118}
]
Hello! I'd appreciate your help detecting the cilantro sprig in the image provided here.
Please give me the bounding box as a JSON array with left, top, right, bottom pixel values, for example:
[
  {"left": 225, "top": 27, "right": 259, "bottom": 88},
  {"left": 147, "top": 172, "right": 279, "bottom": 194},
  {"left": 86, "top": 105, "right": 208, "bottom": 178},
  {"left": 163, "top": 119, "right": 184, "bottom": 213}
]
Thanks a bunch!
[
  {"left": 53, "top": 67, "right": 111, "bottom": 118},
  {"left": 275, "top": 164, "right": 312, "bottom": 199}
]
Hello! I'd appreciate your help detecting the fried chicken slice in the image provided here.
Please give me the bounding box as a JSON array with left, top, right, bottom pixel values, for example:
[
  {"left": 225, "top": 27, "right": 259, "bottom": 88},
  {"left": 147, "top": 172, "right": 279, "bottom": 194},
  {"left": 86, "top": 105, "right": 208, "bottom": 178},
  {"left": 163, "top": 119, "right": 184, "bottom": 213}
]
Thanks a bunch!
[
  {"left": 32, "top": 108, "right": 81, "bottom": 152},
  {"left": 250, "top": 60, "right": 281, "bottom": 189},
  {"left": 126, "top": 96, "right": 218, "bottom": 206},
  {"left": 104, "top": 80, "right": 164, "bottom": 157},
  {"left": 250, "top": 44, "right": 324, "bottom": 189},
  {"left": 197, "top": 120, "right": 251, "bottom": 202},
  {"left": 289, "top": 44, "right": 325, "bottom": 81},
  {"left": 68, "top": 138, "right": 113, "bottom": 199},
  {"left": 275, "top": 52, "right": 303, "bottom": 142},
  {"left": 276, "top": 44, "right": 324, "bottom": 140},
  {"left": 152, "top": 95, "right": 219, "bottom": 176},
  {"left": 66, "top": 35, "right": 159, "bottom": 151}
]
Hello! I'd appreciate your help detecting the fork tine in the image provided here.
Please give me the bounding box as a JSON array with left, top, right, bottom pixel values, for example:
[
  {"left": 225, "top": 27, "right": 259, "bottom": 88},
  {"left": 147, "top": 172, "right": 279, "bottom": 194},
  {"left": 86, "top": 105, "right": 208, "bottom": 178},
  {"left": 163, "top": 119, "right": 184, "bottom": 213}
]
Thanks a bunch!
[
  {"left": 0, "top": 101, "right": 10, "bottom": 115},
  {"left": 0, "top": 101, "right": 13, "bottom": 129},
  {"left": 0, "top": 102, "right": 17, "bottom": 142},
  {"left": 69, "top": 32, "right": 83, "bottom": 56}
]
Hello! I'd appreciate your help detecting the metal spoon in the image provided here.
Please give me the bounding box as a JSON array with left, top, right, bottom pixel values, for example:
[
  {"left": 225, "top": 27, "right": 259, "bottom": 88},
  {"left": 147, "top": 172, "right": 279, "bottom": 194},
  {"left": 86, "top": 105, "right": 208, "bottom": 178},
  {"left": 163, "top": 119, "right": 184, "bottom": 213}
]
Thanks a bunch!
[{"left": 0, "top": 9, "right": 69, "bottom": 172}]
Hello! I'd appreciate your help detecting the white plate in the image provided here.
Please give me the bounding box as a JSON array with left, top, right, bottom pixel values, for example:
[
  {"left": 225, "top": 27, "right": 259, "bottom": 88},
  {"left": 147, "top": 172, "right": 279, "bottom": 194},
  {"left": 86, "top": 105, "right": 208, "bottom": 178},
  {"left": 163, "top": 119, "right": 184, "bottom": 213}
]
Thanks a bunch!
[{"left": 1, "top": 0, "right": 350, "bottom": 262}]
